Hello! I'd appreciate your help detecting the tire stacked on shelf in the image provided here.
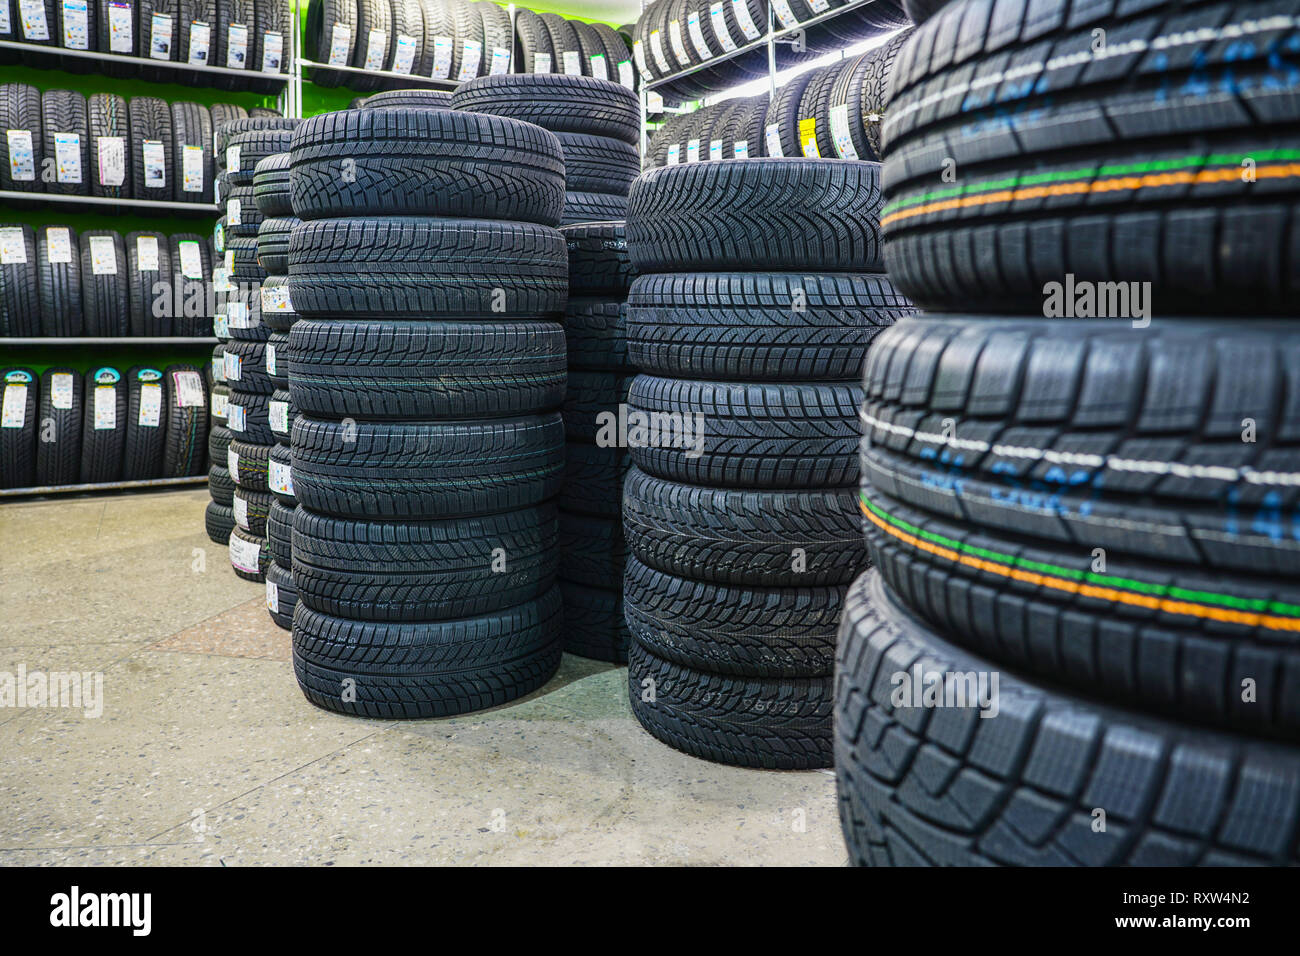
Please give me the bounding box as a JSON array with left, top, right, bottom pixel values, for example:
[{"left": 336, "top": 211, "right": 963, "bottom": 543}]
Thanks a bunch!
[
  {"left": 285, "top": 106, "right": 569, "bottom": 717},
  {"left": 557, "top": 220, "right": 635, "bottom": 662},
  {"left": 623, "top": 158, "right": 911, "bottom": 769},
  {"left": 837, "top": 0, "right": 1300, "bottom": 867},
  {"left": 450, "top": 72, "right": 641, "bottom": 225},
  {"left": 207, "top": 117, "right": 243, "bottom": 544}
]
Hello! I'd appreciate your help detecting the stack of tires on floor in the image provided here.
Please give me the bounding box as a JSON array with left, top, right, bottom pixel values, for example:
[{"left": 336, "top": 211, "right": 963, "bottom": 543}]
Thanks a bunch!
[
  {"left": 622, "top": 158, "right": 912, "bottom": 768},
  {"left": 285, "top": 98, "right": 570, "bottom": 717},
  {"left": 216, "top": 117, "right": 301, "bottom": 581},
  {"left": 451, "top": 73, "right": 641, "bottom": 225},
  {"left": 836, "top": 0, "right": 1300, "bottom": 866}
]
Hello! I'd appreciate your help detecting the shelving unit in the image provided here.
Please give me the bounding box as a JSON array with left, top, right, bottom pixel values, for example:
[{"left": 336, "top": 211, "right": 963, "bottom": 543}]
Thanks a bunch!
[
  {"left": 0, "top": 475, "right": 207, "bottom": 497},
  {"left": 0, "top": 190, "right": 218, "bottom": 214},
  {"left": 0, "top": 338, "right": 219, "bottom": 346},
  {"left": 0, "top": 39, "right": 292, "bottom": 90}
]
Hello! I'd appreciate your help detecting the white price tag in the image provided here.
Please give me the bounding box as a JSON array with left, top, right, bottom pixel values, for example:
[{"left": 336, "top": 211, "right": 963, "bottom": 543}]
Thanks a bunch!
[
  {"left": 46, "top": 227, "right": 72, "bottom": 264},
  {"left": 89, "top": 235, "right": 117, "bottom": 274},
  {"left": 225, "top": 143, "right": 240, "bottom": 172},
  {"left": 457, "top": 38, "right": 482, "bottom": 80},
  {"left": 269, "top": 458, "right": 292, "bottom": 495},
  {"left": 229, "top": 534, "right": 260, "bottom": 572},
  {"left": 829, "top": 103, "right": 858, "bottom": 160},
  {"left": 228, "top": 299, "right": 250, "bottom": 327},
  {"left": 391, "top": 33, "right": 416, "bottom": 73},
  {"left": 187, "top": 20, "right": 209, "bottom": 63},
  {"left": 182, "top": 145, "right": 204, "bottom": 192},
  {"left": 808, "top": 0, "right": 830, "bottom": 11},
  {"left": 686, "top": 138, "right": 700, "bottom": 163},
  {"left": 800, "top": 116, "right": 819, "bottom": 157},
  {"left": 61, "top": 0, "right": 89, "bottom": 48},
  {"left": 96, "top": 135, "right": 125, "bottom": 187},
  {"left": 261, "top": 282, "right": 292, "bottom": 312},
  {"left": 764, "top": 122, "right": 783, "bottom": 157},
  {"left": 632, "top": 38, "right": 645, "bottom": 72},
  {"left": 19, "top": 0, "right": 49, "bottom": 40},
  {"left": 1, "top": 384, "right": 26, "bottom": 428},
  {"left": 54, "top": 131, "right": 81, "bottom": 184},
  {"left": 261, "top": 30, "right": 283, "bottom": 71},
  {"left": 178, "top": 240, "right": 202, "bottom": 279},
  {"left": 213, "top": 311, "right": 229, "bottom": 338},
  {"left": 562, "top": 48, "right": 581, "bottom": 75},
  {"left": 173, "top": 370, "right": 205, "bottom": 407},
  {"left": 532, "top": 50, "right": 551, "bottom": 73},
  {"left": 226, "top": 22, "right": 248, "bottom": 68},
  {"left": 94, "top": 385, "right": 117, "bottom": 430},
  {"left": 227, "top": 447, "right": 239, "bottom": 481},
  {"left": 233, "top": 494, "right": 248, "bottom": 528},
  {"left": 269, "top": 399, "right": 289, "bottom": 434},
  {"left": 666, "top": 143, "right": 680, "bottom": 165},
  {"left": 489, "top": 46, "right": 510, "bottom": 74},
  {"left": 686, "top": 12, "right": 710, "bottom": 58},
  {"left": 770, "top": 0, "right": 798, "bottom": 29},
  {"left": 107, "top": 0, "right": 131, "bottom": 50},
  {"left": 708, "top": 138, "right": 722, "bottom": 160},
  {"left": 265, "top": 578, "right": 278, "bottom": 612},
  {"left": 709, "top": 3, "right": 737, "bottom": 53},
  {"left": 223, "top": 350, "right": 241, "bottom": 381},
  {"left": 226, "top": 197, "right": 241, "bottom": 225},
  {"left": 734, "top": 139, "right": 749, "bottom": 158},
  {"left": 731, "top": 0, "right": 761, "bottom": 40},
  {"left": 227, "top": 401, "right": 246, "bottom": 432},
  {"left": 648, "top": 30, "right": 670, "bottom": 72},
  {"left": 138, "top": 382, "right": 162, "bottom": 426},
  {"left": 211, "top": 389, "right": 228, "bottom": 419},
  {"left": 668, "top": 20, "right": 687, "bottom": 65},
  {"left": 135, "top": 235, "right": 159, "bottom": 272},
  {"left": 618, "top": 59, "right": 634, "bottom": 88},
  {"left": 327, "top": 22, "right": 350, "bottom": 66},
  {"left": 142, "top": 139, "right": 165, "bottom": 189},
  {"left": 6, "top": 129, "right": 35, "bottom": 181},
  {"left": 363, "top": 28, "right": 386, "bottom": 70},
  {"left": 0, "top": 227, "right": 26, "bottom": 264},
  {"left": 1, "top": 0, "right": 11, "bottom": 33},
  {"left": 589, "top": 53, "right": 606, "bottom": 80},
  {"left": 264, "top": 344, "right": 276, "bottom": 376},
  {"left": 430, "top": 34, "right": 452, "bottom": 77},
  {"left": 51, "top": 373, "right": 73, "bottom": 409},
  {"left": 149, "top": 12, "right": 172, "bottom": 58}
]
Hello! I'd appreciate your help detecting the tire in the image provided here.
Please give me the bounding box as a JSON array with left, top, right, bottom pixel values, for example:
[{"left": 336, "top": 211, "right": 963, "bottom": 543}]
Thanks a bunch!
[
  {"left": 169, "top": 100, "right": 214, "bottom": 203},
  {"left": 558, "top": 442, "right": 628, "bottom": 520},
  {"left": 229, "top": 524, "right": 269, "bottom": 581},
  {"left": 837, "top": 569, "right": 1300, "bottom": 867},
  {"left": 87, "top": 93, "right": 130, "bottom": 199},
  {"left": 293, "top": 502, "right": 558, "bottom": 622},
  {"left": 796, "top": 64, "right": 841, "bottom": 159},
  {"left": 848, "top": 29, "right": 909, "bottom": 162},
  {"left": 761, "top": 69, "right": 817, "bottom": 159},
  {"left": 233, "top": 486, "right": 273, "bottom": 535},
  {"left": 287, "top": 318, "right": 566, "bottom": 420},
  {"left": 563, "top": 299, "right": 629, "bottom": 371},
  {"left": 227, "top": 436, "right": 269, "bottom": 489},
  {"left": 627, "top": 640, "right": 833, "bottom": 769},
  {"left": 267, "top": 497, "right": 293, "bottom": 565},
  {"left": 265, "top": 560, "right": 296, "bottom": 629},
  {"left": 358, "top": 89, "right": 453, "bottom": 109},
  {"left": 627, "top": 160, "right": 885, "bottom": 273},
  {"left": 223, "top": 339, "right": 272, "bottom": 394},
  {"left": 451, "top": 72, "right": 640, "bottom": 145},
  {"left": 215, "top": 115, "right": 297, "bottom": 156},
  {"left": 475, "top": 0, "right": 511, "bottom": 72},
  {"left": 79, "top": 366, "right": 126, "bottom": 483},
  {"left": 559, "top": 509, "right": 625, "bottom": 588},
  {"left": 881, "top": 0, "right": 1300, "bottom": 315},
  {"left": 451, "top": 0, "right": 483, "bottom": 80},
  {"left": 562, "top": 190, "right": 626, "bottom": 225},
  {"left": 555, "top": 132, "right": 638, "bottom": 195},
  {"left": 210, "top": 465, "right": 235, "bottom": 505},
  {"left": 287, "top": 217, "right": 567, "bottom": 319},
  {"left": 570, "top": 19, "right": 606, "bottom": 77},
  {"left": 725, "top": 95, "right": 767, "bottom": 160},
  {"left": 267, "top": 388, "right": 295, "bottom": 444},
  {"left": 291, "top": 588, "right": 565, "bottom": 718},
  {"left": 137, "top": 0, "right": 179, "bottom": 75},
  {"left": 560, "top": 581, "right": 626, "bottom": 663},
  {"left": 226, "top": 387, "right": 272, "bottom": 444},
  {"left": 225, "top": 126, "right": 295, "bottom": 185},
  {"left": 0, "top": 224, "right": 39, "bottom": 337},
  {"left": 168, "top": 233, "right": 211, "bottom": 337},
  {"left": 208, "top": 423, "right": 232, "bottom": 462},
  {"left": 206, "top": 500, "right": 236, "bottom": 543},
  {"left": 303, "top": 0, "right": 357, "bottom": 85},
  {"left": 268, "top": 440, "right": 294, "bottom": 502},
  {"left": 292, "top": 412, "right": 565, "bottom": 519},
  {"left": 900, "top": 0, "right": 947, "bottom": 21},
  {"left": 37, "top": 225, "right": 83, "bottom": 337},
  {"left": 627, "top": 272, "right": 911, "bottom": 380},
  {"left": 214, "top": 0, "right": 255, "bottom": 70},
  {"left": 163, "top": 364, "right": 208, "bottom": 476},
  {"left": 537, "top": 12, "right": 579, "bottom": 77},
  {"left": 252, "top": 152, "right": 292, "bottom": 216},
  {"left": 420, "top": 0, "right": 457, "bottom": 79},
  {"left": 180, "top": 0, "right": 219, "bottom": 65},
  {"left": 34, "top": 367, "right": 81, "bottom": 486},
  {"left": 252, "top": 0, "right": 292, "bottom": 75},
  {"left": 348, "top": 0, "right": 394, "bottom": 87},
  {"left": 118, "top": 366, "right": 168, "bottom": 480},
  {"left": 562, "top": 221, "right": 632, "bottom": 296},
  {"left": 623, "top": 467, "right": 865, "bottom": 588},
  {"left": 256, "top": 215, "right": 295, "bottom": 274},
  {"left": 626, "top": 375, "right": 862, "bottom": 489},
  {"left": 861, "top": 316, "right": 1300, "bottom": 740},
  {"left": 512, "top": 7, "right": 552, "bottom": 75},
  {"left": 128, "top": 96, "right": 173, "bottom": 201},
  {"left": 1, "top": 368, "right": 38, "bottom": 489},
  {"left": 288, "top": 108, "right": 565, "bottom": 225},
  {"left": 79, "top": 230, "right": 128, "bottom": 337},
  {"left": 563, "top": 371, "right": 632, "bottom": 442},
  {"left": 41, "top": 89, "right": 88, "bottom": 197},
  {"left": 0, "top": 84, "right": 42, "bottom": 194}
]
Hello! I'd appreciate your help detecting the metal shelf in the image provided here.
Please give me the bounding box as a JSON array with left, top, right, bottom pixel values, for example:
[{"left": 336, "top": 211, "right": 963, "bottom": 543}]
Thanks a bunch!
[
  {"left": 0, "top": 475, "right": 207, "bottom": 498},
  {"left": 0, "top": 190, "right": 218, "bottom": 214},
  {"left": 0, "top": 337, "right": 217, "bottom": 345},
  {"left": 296, "top": 58, "right": 461, "bottom": 90},
  {"left": 0, "top": 39, "right": 290, "bottom": 84}
]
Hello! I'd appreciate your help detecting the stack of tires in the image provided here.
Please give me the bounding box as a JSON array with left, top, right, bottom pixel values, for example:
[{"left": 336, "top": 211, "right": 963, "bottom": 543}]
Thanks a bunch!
[
  {"left": 622, "top": 158, "right": 911, "bottom": 768},
  {"left": 451, "top": 73, "right": 641, "bottom": 225},
  {"left": 218, "top": 117, "right": 299, "bottom": 581},
  {"left": 253, "top": 151, "right": 300, "bottom": 629},
  {"left": 556, "top": 221, "right": 635, "bottom": 662},
  {"left": 836, "top": 0, "right": 1300, "bottom": 867},
  {"left": 285, "top": 106, "right": 569, "bottom": 717}
]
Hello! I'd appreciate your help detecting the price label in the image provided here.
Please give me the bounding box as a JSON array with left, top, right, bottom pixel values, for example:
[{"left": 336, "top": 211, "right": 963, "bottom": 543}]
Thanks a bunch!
[
  {"left": 686, "top": 138, "right": 700, "bottom": 163},
  {"left": 94, "top": 385, "right": 117, "bottom": 430},
  {"left": 363, "top": 28, "right": 387, "bottom": 70},
  {"left": 771, "top": 0, "right": 799, "bottom": 30},
  {"left": 328, "top": 22, "right": 350, "bottom": 65},
  {"left": 107, "top": 0, "right": 131, "bottom": 51},
  {"left": 264, "top": 344, "right": 276, "bottom": 376},
  {"left": 19, "top": 0, "right": 49, "bottom": 41},
  {"left": 709, "top": 3, "right": 737, "bottom": 53},
  {"left": 562, "top": 48, "right": 581, "bottom": 75},
  {"left": 223, "top": 350, "right": 241, "bottom": 381},
  {"left": 265, "top": 578, "right": 278, "bottom": 612},
  {"left": 731, "top": 0, "right": 761, "bottom": 40},
  {"left": 46, "top": 227, "right": 73, "bottom": 264},
  {"left": 269, "top": 399, "right": 289, "bottom": 434},
  {"left": 149, "top": 12, "right": 173, "bottom": 58},
  {"left": 686, "top": 12, "right": 710, "bottom": 58},
  {"left": 489, "top": 46, "right": 510, "bottom": 74},
  {"left": 799, "top": 116, "right": 819, "bottom": 157},
  {"left": 51, "top": 373, "right": 74, "bottom": 409},
  {"left": 666, "top": 143, "right": 680, "bottom": 165},
  {"left": 648, "top": 30, "right": 670, "bottom": 72},
  {"left": 226, "top": 23, "right": 248, "bottom": 68},
  {"left": 0, "top": 226, "right": 27, "bottom": 264},
  {"left": 61, "top": 0, "right": 89, "bottom": 49},
  {"left": 764, "top": 122, "right": 783, "bottom": 157},
  {"left": 734, "top": 139, "right": 749, "bottom": 158},
  {"left": 589, "top": 53, "right": 607, "bottom": 80},
  {"left": 668, "top": 19, "right": 688, "bottom": 65},
  {"left": 226, "top": 197, "right": 241, "bottom": 225},
  {"left": 6, "top": 129, "right": 35, "bottom": 181},
  {"left": 182, "top": 144, "right": 204, "bottom": 192},
  {"left": 54, "top": 131, "right": 82, "bottom": 184},
  {"left": 142, "top": 139, "right": 166, "bottom": 189},
  {"left": 173, "top": 370, "right": 205, "bottom": 407},
  {"left": 96, "top": 135, "right": 125, "bottom": 187},
  {"left": 617, "top": 59, "right": 634, "bottom": 88},
  {"left": 178, "top": 240, "right": 203, "bottom": 279},
  {"left": 227, "top": 401, "right": 246, "bottom": 432},
  {"left": 187, "top": 20, "right": 209, "bottom": 63},
  {"left": 829, "top": 103, "right": 858, "bottom": 160},
  {"left": 89, "top": 235, "right": 117, "bottom": 274},
  {"left": 1, "top": 384, "right": 27, "bottom": 428},
  {"left": 709, "top": 139, "right": 722, "bottom": 160},
  {"left": 138, "top": 382, "right": 162, "bottom": 427},
  {"left": 211, "top": 389, "right": 228, "bottom": 418},
  {"left": 229, "top": 534, "right": 260, "bottom": 572},
  {"left": 430, "top": 34, "right": 452, "bottom": 77},
  {"left": 532, "top": 51, "right": 550, "bottom": 73},
  {"left": 269, "top": 459, "right": 293, "bottom": 495},
  {"left": 227, "top": 447, "right": 240, "bottom": 481},
  {"left": 457, "top": 38, "right": 482, "bottom": 80},
  {"left": 261, "top": 30, "right": 283, "bottom": 71},
  {"left": 135, "top": 235, "right": 159, "bottom": 272},
  {"left": 261, "top": 282, "right": 292, "bottom": 313},
  {"left": 226, "top": 144, "right": 240, "bottom": 172},
  {"left": 392, "top": 33, "right": 416, "bottom": 73},
  {"left": 227, "top": 299, "right": 250, "bottom": 327},
  {"left": 233, "top": 494, "right": 248, "bottom": 528}
]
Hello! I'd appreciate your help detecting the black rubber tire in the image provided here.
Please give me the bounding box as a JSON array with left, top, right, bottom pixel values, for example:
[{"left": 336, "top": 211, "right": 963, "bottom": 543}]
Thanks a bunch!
[
  {"left": 475, "top": 0, "right": 511, "bottom": 72},
  {"left": 79, "top": 366, "right": 126, "bottom": 483},
  {"left": 861, "top": 316, "right": 1300, "bottom": 740},
  {"left": 287, "top": 216, "right": 567, "bottom": 319},
  {"left": 267, "top": 440, "right": 295, "bottom": 503},
  {"left": 223, "top": 338, "right": 272, "bottom": 394},
  {"left": 213, "top": 0, "right": 254, "bottom": 70},
  {"left": 234, "top": 486, "right": 273, "bottom": 535},
  {"left": 267, "top": 387, "right": 295, "bottom": 444},
  {"left": 37, "top": 225, "right": 83, "bottom": 337},
  {"left": 180, "top": 0, "right": 219, "bottom": 66},
  {"left": 224, "top": 185, "right": 261, "bottom": 237},
  {"left": 121, "top": 366, "right": 168, "bottom": 480},
  {"left": 558, "top": 440, "right": 628, "bottom": 519},
  {"left": 627, "top": 159, "right": 885, "bottom": 273},
  {"left": 380, "top": 0, "right": 421, "bottom": 73},
  {"left": 761, "top": 69, "right": 817, "bottom": 159},
  {"left": 265, "top": 560, "right": 296, "bottom": 629},
  {"left": 33, "top": 367, "right": 81, "bottom": 486},
  {"left": 589, "top": 22, "right": 631, "bottom": 87},
  {"left": 511, "top": 7, "right": 552, "bottom": 75},
  {"left": 210, "top": 465, "right": 235, "bottom": 505},
  {"left": 208, "top": 423, "right": 232, "bottom": 462},
  {"left": 137, "top": 0, "right": 179, "bottom": 72},
  {"left": 291, "top": 587, "right": 565, "bottom": 719},
  {"left": 229, "top": 524, "right": 269, "bottom": 581},
  {"left": 561, "top": 221, "right": 632, "bottom": 296},
  {"left": 627, "top": 375, "right": 862, "bottom": 489},
  {"left": 303, "top": 0, "right": 357, "bottom": 86},
  {"left": 293, "top": 502, "right": 557, "bottom": 622},
  {"left": 225, "top": 126, "right": 295, "bottom": 185},
  {"left": 450, "top": 0, "right": 482, "bottom": 80},
  {"left": 287, "top": 318, "right": 565, "bottom": 421},
  {"left": 882, "top": 0, "right": 1300, "bottom": 315},
  {"left": 625, "top": 554, "right": 843, "bottom": 678},
  {"left": 358, "top": 88, "right": 453, "bottom": 109},
  {"left": 255, "top": 215, "right": 295, "bottom": 274},
  {"left": 41, "top": 89, "right": 88, "bottom": 196},
  {"left": 0, "top": 368, "right": 38, "bottom": 489},
  {"left": 288, "top": 108, "right": 565, "bottom": 225},
  {"left": 227, "top": 436, "right": 269, "bottom": 490},
  {"left": 627, "top": 271, "right": 911, "bottom": 381},
  {"left": 537, "top": 12, "right": 580, "bottom": 77},
  {"left": 206, "top": 500, "right": 236, "bottom": 544},
  {"left": 627, "top": 639, "right": 833, "bottom": 770},
  {"left": 251, "top": 151, "right": 292, "bottom": 216},
  {"left": 215, "top": 115, "right": 297, "bottom": 155},
  {"left": 87, "top": 93, "right": 130, "bottom": 199},
  {"left": 554, "top": 132, "right": 638, "bottom": 196},
  {"left": 900, "top": 0, "right": 947, "bottom": 21},
  {"left": 623, "top": 466, "right": 865, "bottom": 588},
  {"left": 837, "top": 569, "right": 1300, "bottom": 866},
  {"left": 559, "top": 509, "right": 625, "bottom": 587},
  {"left": 252, "top": 0, "right": 292, "bottom": 75},
  {"left": 451, "top": 72, "right": 640, "bottom": 145},
  {"left": 0, "top": 84, "right": 42, "bottom": 194},
  {"left": 127, "top": 96, "right": 173, "bottom": 201},
  {"left": 292, "top": 412, "right": 565, "bottom": 519},
  {"left": 419, "top": 0, "right": 457, "bottom": 79},
  {"left": 169, "top": 100, "right": 214, "bottom": 203},
  {"left": 226, "top": 388, "right": 272, "bottom": 444},
  {"left": 850, "top": 29, "right": 909, "bottom": 163},
  {"left": 162, "top": 364, "right": 208, "bottom": 476},
  {"left": 0, "top": 225, "right": 38, "bottom": 337},
  {"left": 79, "top": 230, "right": 128, "bottom": 337},
  {"left": 560, "top": 581, "right": 627, "bottom": 663},
  {"left": 266, "top": 496, "right": 293, "bottom": 564},
  {"left": 563, "top": 299, "right": 629, "bottom": 372},
  {"left": 562, "top": 190, "right": 626, "bottom": 225},
  {"left": 562, "top": 370, "right": 631, "bottom": 444},
  {"left": 796, "top": 64, "right": 841, "bottom": 160},
  {"left": 168, "top": 233, "right": 211, "bottom": 337}
]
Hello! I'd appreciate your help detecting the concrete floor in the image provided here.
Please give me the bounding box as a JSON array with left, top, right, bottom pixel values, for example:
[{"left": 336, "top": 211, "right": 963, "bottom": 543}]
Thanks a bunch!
[{"left": 0, "top": 488, "right": 844, "bottom": 866}]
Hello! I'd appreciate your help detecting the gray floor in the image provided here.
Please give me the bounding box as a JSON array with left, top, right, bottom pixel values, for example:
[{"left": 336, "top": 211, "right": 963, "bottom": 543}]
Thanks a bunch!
[{"left": 0, "top": 488, "right": 844, "bottom": 865}]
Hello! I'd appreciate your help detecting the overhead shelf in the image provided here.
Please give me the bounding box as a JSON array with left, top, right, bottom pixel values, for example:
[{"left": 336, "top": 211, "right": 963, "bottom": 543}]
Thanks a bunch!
[
  {"left": 0, "top": 475, "right": 207, "bottom": 497},
  {"left": 0, "top": 337, "right": 218, "bottom": 346},
  {"left": 0, "top": 190, "right": 218, "bottom": 214},
  {"left": 296, "top": 57, "right": 463, "bottom": 90},
  {"left": 0, "top": 39, "right": 290, "bottom": 87}
]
